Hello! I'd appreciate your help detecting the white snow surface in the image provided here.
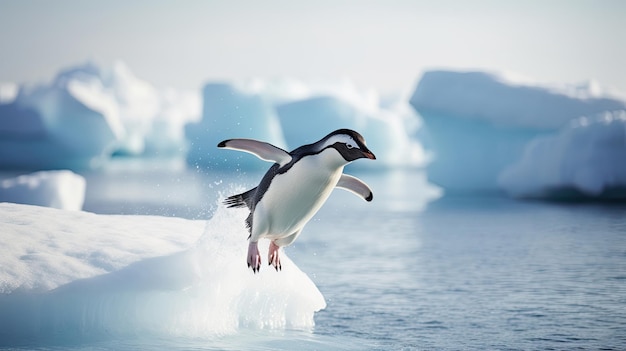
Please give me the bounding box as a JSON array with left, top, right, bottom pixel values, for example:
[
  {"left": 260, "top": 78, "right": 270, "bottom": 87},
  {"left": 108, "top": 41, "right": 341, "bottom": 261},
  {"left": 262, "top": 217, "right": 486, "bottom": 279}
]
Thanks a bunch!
[
  {"left": 0, "top": 170, "right": 86, "bottom": 210},
  {"left": 0, "top": 202, "right": 325, "bottom": 342},
  {"left": 499, "top": 111, "right": 626, "bottom": 198},
  {"left": 410, "top": 70, "right": 626, "bottom": 195}
]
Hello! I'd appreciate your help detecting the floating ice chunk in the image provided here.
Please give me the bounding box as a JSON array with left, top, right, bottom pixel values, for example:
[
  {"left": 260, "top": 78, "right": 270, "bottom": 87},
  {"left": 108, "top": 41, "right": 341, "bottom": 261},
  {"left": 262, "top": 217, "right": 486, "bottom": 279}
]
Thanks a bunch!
[
  {"left": 0, "top": 170, "right": 86, "bottom": 210},
  {"left": 0, "top": 201, "right": 324, "bottom": 344},
  {"left": 0, "top": 64, "right": 122, "bottom": 169},
  {"left": 0, "top": 61, "right": 200, "bottom": 170},
  {"left": 56, "top": 60, "right": 201, "bottom": 157},
  {"left": 410, "top": 70, "right": 626, "bottom": 192},
  {"left": 499, "top": 111, "right": 626, "bottom": 199},
  {"left": 0, "top": 203, "right": 203, "bottom": 294}
]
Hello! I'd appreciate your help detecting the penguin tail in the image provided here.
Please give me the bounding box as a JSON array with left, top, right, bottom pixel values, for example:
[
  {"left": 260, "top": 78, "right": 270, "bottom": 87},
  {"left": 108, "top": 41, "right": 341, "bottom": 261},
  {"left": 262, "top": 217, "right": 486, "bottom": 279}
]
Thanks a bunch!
[
  {"left": 223, "top": 194, "right": 246, "bottom": 208},
  {"left": 223, "top": 188, "right": 256, "bottom": 209}
]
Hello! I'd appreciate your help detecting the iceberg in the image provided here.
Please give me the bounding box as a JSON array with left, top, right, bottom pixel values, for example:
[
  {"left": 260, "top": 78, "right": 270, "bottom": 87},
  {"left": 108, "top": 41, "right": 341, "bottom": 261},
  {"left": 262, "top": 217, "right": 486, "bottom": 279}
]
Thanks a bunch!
[
  {"left": 0, "top": 65, "right": 121, "bottom": 169},
  {"left": 276, "top": 96, "right": 425, "bottom": 169},
  {"left": 499, "top": 111, "right": 626, "bottom": 199},
  {"left": 0, "top": 61, "right": 200, "bottom": 170},
  {"left": 48, "top": 61, "right": 201, "bottom": 158},
  {"left": 192, "top": 77, "right": 426, "bottom": 170},
  {"left": 185, "top": 83, "right": 286, "bottom": 170},
  {"left": 246, "top": 78, "right": 427, "bottom": 168},
  {"left": 410, "top": 70, "right": 626, "bottom": 193},
  {"left": 0, "top": 170, "right": 86, "bottom": 210},
  {"left": 0, "top": 202, "right": 325, "bottom": 345}
]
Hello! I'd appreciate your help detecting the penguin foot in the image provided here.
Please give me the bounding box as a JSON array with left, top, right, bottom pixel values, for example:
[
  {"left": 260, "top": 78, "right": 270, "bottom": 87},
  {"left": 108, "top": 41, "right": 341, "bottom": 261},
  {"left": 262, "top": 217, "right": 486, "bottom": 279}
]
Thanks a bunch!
[
  {"left": 268, "top": 241, "right": 282, "bottom": 271},
  {"left": 247, "top": 241, "right": 261, "bottom": 273}
]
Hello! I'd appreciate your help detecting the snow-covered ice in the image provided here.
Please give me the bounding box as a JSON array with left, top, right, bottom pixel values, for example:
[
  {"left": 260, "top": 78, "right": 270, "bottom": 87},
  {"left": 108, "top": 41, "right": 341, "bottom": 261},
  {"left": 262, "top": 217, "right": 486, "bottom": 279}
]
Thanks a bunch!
[
  {"left": 499, "top": 111, "right": 626, "bottom": 199},
  {"left": 0, "top": 201, "right": 325, "bottom": 344},
  {"left": 410, "top": 70, "right": 626, "bottom": 194},
  {"left": 0, "top": 170, "right": 86, "bottom": 210}
]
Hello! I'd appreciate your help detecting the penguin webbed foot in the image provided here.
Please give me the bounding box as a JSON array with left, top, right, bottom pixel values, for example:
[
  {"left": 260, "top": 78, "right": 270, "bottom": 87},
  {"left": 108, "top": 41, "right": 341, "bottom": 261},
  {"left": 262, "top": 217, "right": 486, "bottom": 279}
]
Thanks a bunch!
[{"left": 268, "top": 241, "right": 282, "bottom": 272}]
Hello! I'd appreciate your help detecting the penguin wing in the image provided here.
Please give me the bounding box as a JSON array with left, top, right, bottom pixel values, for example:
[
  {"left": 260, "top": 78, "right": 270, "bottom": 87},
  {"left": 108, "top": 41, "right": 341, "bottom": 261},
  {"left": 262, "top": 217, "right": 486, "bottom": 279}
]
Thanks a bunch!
[
  {"left": 336, "top": 174, "right": 373, "bottom": 202},
  {"left": 217, "top": 139, "right": 292, "bottom": 166}
]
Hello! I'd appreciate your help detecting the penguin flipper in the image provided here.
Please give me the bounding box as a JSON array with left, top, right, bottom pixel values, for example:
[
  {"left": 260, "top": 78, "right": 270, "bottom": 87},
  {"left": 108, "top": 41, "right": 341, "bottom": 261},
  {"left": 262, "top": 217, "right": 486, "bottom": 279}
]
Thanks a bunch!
[
  {"left": 217, "top": 139, "right": 292, "bottom": 166},
  {"left": 336, "top": 174, "right": 373, "bottom": 202}
]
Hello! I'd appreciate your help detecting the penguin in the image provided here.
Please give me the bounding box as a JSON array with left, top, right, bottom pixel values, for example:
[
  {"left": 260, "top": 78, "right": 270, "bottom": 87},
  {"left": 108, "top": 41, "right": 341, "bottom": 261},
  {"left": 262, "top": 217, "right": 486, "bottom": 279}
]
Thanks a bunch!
[{"left": 217, "top": 129, "right": 376, "bottom": 273}]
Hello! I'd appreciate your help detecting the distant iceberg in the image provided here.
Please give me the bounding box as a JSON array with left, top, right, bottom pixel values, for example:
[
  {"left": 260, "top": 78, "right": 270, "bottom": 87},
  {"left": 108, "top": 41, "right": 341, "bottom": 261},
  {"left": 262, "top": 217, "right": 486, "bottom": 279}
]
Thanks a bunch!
[
  {"left": 185, "top": 83, "right": 286, "bottom": 170},
  {"left": 0, "top": 170, "right": 86, "bottom": 210},
  {"left": 188, "top": 77, "right": 426, "bottom": 170},
  {"left": 0, "top": 61, "right": 200, "bottom": 170},
  {"left": 0, "top": 202, "right": 325, "bottom": 344},
  {"left": 0, "top": 65, "right": 121, "bottom": 169},
  {"left": 410, "top": 70, "right": 626, "bottom": 197},
  {"left": 499, "top": 111, "right": 626, "bottom": 200},
  {"left": 277, "top": 96, "right": 425, "bottom": 169},
  {"left": 2, "top": 62, "right": 426, "bottom": 171}
]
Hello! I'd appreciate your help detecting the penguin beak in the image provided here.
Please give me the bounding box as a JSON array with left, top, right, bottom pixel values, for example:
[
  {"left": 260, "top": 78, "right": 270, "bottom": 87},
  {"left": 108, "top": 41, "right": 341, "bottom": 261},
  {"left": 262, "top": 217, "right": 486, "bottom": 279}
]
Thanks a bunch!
[{"left": 362, "top": 149, "right": 376, "bottom": 160}]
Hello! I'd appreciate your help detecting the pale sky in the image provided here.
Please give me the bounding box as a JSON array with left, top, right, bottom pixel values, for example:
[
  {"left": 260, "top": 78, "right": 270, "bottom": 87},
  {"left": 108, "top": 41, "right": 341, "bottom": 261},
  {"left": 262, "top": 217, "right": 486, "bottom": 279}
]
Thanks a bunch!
[{"left": 1, "top": 0, "right": 625, "bottom": 94}]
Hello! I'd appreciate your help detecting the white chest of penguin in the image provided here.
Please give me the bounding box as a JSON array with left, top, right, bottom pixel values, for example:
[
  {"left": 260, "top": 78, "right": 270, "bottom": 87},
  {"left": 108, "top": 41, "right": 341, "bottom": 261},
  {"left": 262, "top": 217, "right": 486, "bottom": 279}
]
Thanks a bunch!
[{"left": 258, "top": 149, "right": 345, "bottom": 236}]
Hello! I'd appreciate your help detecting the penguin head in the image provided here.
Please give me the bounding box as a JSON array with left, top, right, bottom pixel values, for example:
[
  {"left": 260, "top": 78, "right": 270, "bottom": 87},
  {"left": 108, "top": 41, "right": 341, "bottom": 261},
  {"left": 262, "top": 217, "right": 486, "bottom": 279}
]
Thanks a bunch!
[{"left": 320, "top": 129, "right": 376, "bottom": 163}]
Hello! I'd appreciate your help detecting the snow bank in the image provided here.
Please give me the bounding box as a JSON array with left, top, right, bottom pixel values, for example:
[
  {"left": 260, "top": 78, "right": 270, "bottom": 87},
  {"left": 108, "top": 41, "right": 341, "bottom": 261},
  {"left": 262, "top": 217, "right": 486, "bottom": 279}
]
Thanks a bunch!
[
  {"left": 410, "top": 70, "right": 626, "bottom": 192},
  {"left": 499, "top": 111, "right": 626, "bottom": 199},
  {"left": 0, "top": 61, "right": 200, "bottom": 170},
  {"left": 0, "top": 202, "right": 325, "bottom": 345},
  {"left": 0, "top": 170, "right": 86, "bottom": 210}
]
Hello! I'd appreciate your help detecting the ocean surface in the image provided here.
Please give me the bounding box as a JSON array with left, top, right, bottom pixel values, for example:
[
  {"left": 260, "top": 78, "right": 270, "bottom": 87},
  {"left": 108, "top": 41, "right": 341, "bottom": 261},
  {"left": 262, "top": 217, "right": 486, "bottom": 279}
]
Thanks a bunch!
[{"left": 7, "top": 162, "right": 626, "bottom": 350}]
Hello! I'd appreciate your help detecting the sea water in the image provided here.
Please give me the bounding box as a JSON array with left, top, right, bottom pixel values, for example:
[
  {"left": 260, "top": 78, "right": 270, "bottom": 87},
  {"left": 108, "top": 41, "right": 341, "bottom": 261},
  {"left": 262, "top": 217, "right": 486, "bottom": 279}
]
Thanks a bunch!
[{"left": 6, "top": 164, "right": 626, "bottom": 350}]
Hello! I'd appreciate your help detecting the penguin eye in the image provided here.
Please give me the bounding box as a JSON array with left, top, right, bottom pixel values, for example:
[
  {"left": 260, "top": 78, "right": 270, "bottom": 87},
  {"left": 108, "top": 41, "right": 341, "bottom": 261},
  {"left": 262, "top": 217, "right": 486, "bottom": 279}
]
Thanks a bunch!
[{"left": 346, "top": 143, "right": 354, "bottom": 149}]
